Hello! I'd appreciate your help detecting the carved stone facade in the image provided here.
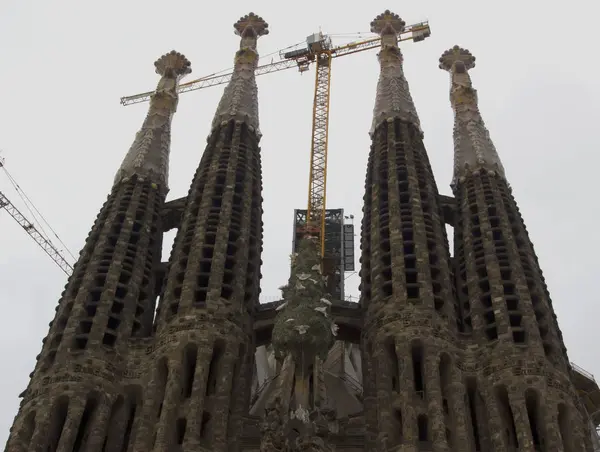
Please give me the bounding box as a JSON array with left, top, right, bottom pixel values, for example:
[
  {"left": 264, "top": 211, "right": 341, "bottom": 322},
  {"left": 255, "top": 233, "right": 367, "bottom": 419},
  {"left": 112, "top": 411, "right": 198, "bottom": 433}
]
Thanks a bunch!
[{"left": 4, "top": 10, "right": 597, "bottom": 452}]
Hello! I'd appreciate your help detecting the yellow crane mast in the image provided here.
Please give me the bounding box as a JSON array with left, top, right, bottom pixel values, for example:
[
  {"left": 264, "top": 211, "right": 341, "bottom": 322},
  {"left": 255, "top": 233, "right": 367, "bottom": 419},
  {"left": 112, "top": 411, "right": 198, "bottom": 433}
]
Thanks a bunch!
[{"left": 120, "top": 21, "right": 431, "bottom": 266}]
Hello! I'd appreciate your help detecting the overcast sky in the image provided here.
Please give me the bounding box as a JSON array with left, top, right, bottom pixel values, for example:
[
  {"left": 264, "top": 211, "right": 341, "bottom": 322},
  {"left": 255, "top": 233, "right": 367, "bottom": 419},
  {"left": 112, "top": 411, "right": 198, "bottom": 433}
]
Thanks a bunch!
[{"left": 0, "top": 0, "right": 599, "bottom": 442}]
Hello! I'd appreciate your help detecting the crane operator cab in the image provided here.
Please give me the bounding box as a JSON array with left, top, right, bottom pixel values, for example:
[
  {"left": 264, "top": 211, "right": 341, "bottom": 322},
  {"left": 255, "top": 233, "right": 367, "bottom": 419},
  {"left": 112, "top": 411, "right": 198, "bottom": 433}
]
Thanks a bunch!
[{"left": 282, "top": 32, "right": 333, "bottom": 73}]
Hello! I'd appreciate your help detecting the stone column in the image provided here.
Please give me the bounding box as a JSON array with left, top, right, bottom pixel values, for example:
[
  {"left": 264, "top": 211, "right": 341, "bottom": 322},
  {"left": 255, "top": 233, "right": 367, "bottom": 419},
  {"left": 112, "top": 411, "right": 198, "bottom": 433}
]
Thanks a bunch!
[
  {"left": 55, "top": 399, "right": 85, "bottom": 452},
  {"left": 84, "top": 395, "right": 114, "bottom": 452},
  {"left": 479, "top": 385, "right": 508, "bottom": 452},
  {"left": 424, "top": 353, "right": 449, "bottom": 451},
  {"left": 446, "top": 375, "right": 470, "bottom": 451},
  {"left": 183, "top": 348, "right": 212, "bottom": 446},
  {"left": 153, "top": 359, "right": 182, "bottom": 450},
  {"left": 508, "top": 391, "right": 534, "bottom": 452}
]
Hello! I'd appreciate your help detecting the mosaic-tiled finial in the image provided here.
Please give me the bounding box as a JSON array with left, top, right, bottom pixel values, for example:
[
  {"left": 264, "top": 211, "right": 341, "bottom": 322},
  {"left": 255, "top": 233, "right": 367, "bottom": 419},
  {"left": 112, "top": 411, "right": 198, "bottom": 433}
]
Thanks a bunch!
[
  {"left": 439, "top": 45, "right": 476, "bottom": 72},
  {"left": 153, "top": 50, "right": 192, "bottom": 79},
  {"left": 234, "top": 12, "right": 269, "bottom": 43},
  {"left": 370, "top": 10, "right": 406, "bottom": 35}
]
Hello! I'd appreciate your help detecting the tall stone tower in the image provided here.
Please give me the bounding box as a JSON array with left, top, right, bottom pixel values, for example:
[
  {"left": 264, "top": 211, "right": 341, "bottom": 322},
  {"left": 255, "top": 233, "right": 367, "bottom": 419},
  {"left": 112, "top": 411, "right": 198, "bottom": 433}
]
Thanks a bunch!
[
  {"left": 5, "top": 49, "right": 192, "bottom": 451},
  {"left": 438, "top": 44, "right": 591, "bottom": 451},
  {"left": 143, "top": 12, "right": 267, "bottom": 452},
  {"left": 5, "top": 9, "right": 599, "bottom": 452},
  {"left": 359, "top": 11, "right": 458, "bottom": 450}
]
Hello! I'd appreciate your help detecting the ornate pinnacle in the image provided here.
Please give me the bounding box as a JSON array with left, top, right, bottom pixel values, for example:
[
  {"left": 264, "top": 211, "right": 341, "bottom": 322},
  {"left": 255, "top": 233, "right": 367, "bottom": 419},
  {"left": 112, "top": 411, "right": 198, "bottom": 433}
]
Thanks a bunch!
[
  {"left": 369, "top": 11, "right": 421, "bottom": 134},
  {"left": 210, "top": 13, "right": 267, "bottom": 135},
  {"left": 234, "top": 12, "right": 269, "bottom": 37},
  {"left": 114, "top": 51, "right": 191, "bottom": 190},
  {"left": 153, "top": 50, "right": 191, "bottom": 79},
  {"left": 439, "top": 45, "right": 506, "bottom": 187},
  {"left": 439, "top": 45, "right": 476, "bottom": 72},
  {"left": 234, "top": 13, "right": 269, "bottom": 51},
  {"left": 370, "top": 10, "right": 406, "bottom": 35}
]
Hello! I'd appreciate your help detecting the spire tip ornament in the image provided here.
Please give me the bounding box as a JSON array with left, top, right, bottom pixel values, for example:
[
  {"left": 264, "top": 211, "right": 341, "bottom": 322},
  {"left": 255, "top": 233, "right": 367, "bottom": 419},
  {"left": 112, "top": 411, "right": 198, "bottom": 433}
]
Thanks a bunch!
[
  {"left": 370, "top": 10, "right": 406, "bottom": 35},
  {"left": 369, "top": 11, "right": 421, "bottom": 135},
  {"left": 439, "top": 45, "right": 476, "bottom": 72},
  {"left": 114, "top": 50, "right": 191, "bottom": 191},
  {"left": 211, "top": 13, "right": 267, "bottom": 135},
  {"left": 234, "top": 13, "right": 269, "bottom": 38},
  {"left": 153, "top": 50, "right": 192, "bottom": 78},
  {"left": 440, "top": 45, "right": 506, "bottom": 187}
]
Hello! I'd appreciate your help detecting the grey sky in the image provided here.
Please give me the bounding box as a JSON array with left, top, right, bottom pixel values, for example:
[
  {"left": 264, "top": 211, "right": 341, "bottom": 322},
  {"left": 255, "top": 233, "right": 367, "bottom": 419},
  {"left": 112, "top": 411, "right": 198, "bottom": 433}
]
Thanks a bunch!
[{"left": 0, "top": 0, "right": 598, "bottom": 442}]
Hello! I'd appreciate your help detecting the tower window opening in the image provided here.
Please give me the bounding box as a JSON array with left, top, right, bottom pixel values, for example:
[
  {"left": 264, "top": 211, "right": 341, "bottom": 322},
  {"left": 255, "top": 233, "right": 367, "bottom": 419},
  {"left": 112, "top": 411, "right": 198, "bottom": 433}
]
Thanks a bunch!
[
  {"left": 513, "top": 330, "right": 526, "bottom": 344},
  {"left": 176, "top": 418, "right": 187, "bottom": 445},
  {"left": 525, "top": 390, "right": 543, "bottom": 449},
  {"left": 411, "top": 343, "right": 425, "bottom": 397},
  {"left": 467, "top": 381, "right": 482, "bottom": 451},
  {"left": 120, "top": 398, "right": 137, "bottom": 452},
  {"left": 496, "top": 386, "right": 519, "bottom": 448},
  {"left": 200, "top": 412, "right": 211, "bottom": 440},
  {"left": 417, "top": 414, "right": 428, "bottom": 441},
  {"left": 182, "top": 344, "right": 198, "bottom": 399},
  {"left": 206, "top": 343, "right": 223, "bottom": 396},
  {"left": 102, "top": 332, "right": 117, "bottom": 347},
  {"left": 308, "top": 370, "right": 314, "bottom": 405},
  {"left": 387, "top": 340, "right": 399, "bottom": 391},
  {"left": 155, "top": 359, "right": 168, "bottom": 419},
  {"left": 394, "top": 409, "right": 403, "bottom": 443},
  {"left": 46, "top": 396, "right": 69, "bottom": 452}
]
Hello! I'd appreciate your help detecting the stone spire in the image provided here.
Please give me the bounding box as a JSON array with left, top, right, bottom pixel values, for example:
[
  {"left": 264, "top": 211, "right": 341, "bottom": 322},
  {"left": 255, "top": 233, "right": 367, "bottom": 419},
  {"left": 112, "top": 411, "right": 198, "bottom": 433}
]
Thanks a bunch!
[
  {"left": 370, "top": 10, "right": 421, "bottom": 136},
  {"left": 211, "top": 13, "right": 268, "bottom": 135},
  {"left": 439, "top": 45, "right": 506, "bottom": 188},
  {"left": 114, "top": 50, "right": 191, "bottom": 192}
]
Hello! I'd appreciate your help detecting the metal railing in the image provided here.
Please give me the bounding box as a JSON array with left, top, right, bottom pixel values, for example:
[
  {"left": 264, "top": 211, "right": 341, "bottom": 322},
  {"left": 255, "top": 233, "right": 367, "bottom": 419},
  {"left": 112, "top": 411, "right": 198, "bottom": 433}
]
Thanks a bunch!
[{"left": 571, "top": 361, "right": 596, "bottom": 382}]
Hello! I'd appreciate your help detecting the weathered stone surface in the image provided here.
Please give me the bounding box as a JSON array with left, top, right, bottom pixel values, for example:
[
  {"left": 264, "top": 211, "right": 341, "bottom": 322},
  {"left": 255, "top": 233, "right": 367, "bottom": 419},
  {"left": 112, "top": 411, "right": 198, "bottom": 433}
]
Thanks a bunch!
[{"left": 5, "top": 16, "right": 596, "bottom": 452}]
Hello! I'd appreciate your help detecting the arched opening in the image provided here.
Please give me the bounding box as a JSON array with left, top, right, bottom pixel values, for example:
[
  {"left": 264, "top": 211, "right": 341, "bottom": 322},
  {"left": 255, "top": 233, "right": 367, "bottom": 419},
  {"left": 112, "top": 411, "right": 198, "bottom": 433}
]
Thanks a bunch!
[
  {"left": 465, "top": 378, "right": 492, "bottom": 452},
  {"left": 387, "top": 338, "right": 399, "bottom": 391},
  {"left": 121, "top": 387, "right": 141, "bottom": 452},
  {"left": 103, "top": 395, "right": 124, "bottom": 451},
  {"left": 206, "top": 341, "right": 224, "bottom": 396},
  {"left": 558, "top": 403, "right": 573, "bottom": 452},
  {"left": 393, "top": 409, "right": 403, "bottom": 444},
  {"left": 418, "top": 414, "right": 429, "bottom": 442},
  {"left": 46, "top": 396, "right": 69, "bottom": 452},
  {"left": 176, "top": 418, "right": 187, "bottom": 445},
  {"left": 411, "top": 341, "right": 425, "bottom": 398},
  {"left": 156, "top": 358, "right": 169, "bottom": 418},
  {"left": 182, "top": 343, "right": 198, "bottom": 399},
  {"left": 439, "top": 354, "right": 452, "bottom": 415},
  {"left": 525, "top": 389, "right": 544, "bottom": 450},
  {"left": 73, "top": 393, "right": 99, "bottom": 451},
  {"left": 495, "top": 386, "right": 518, "bottom": 449},
  {"left": 200, "top": 411, "right": 211, "bottom": 442}
]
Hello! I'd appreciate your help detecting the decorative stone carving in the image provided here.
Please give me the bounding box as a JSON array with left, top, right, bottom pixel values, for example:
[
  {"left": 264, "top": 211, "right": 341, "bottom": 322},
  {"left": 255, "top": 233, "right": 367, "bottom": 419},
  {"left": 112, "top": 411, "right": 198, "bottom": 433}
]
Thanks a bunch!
[
  {"left": 271, "top": 236, "right": 335, "bottom": 366},
  {"left": 114, "top": 51, "right": 191, "bottom": 191},
  {"left": 211, "top": 12, "right": 268, "bottom": 135},
  {"left": 439, "top": 45, "right": 506, "bottom": 187},
  {"left": 370, "top": 10, "right": 421, "bottom": 135}
]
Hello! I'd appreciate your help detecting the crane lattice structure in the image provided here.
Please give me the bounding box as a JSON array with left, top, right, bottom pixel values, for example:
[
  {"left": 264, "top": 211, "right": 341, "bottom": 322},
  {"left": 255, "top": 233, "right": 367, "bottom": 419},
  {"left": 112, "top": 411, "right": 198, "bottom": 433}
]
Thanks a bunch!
[
  {"left": 0, "top": 158, "right": 74, "bottom": 276},
  {"left": 120, "top": 21, "right": 431, "bottom": 267}
]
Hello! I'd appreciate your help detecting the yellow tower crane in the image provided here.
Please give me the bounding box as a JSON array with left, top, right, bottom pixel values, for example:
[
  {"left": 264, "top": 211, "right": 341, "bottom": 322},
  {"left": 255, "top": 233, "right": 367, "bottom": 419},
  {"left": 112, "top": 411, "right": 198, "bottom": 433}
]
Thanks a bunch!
[{"left": 120, "top": 21, "right": 431, "bottom": 271}]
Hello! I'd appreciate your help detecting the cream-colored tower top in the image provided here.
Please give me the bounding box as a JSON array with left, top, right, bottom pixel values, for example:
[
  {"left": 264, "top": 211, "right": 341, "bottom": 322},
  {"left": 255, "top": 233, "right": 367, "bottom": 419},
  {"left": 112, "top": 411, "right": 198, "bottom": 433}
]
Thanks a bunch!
[
  {"left": 439, "top": 45, "right": 506, "bottom": 188},
  {"left": 114, "top": 51, "right": 191, "bottom": 192},
  {"left": 370, "top": 10, "right": 422, "bottom": 136},
  {"left": 211, "top": 13, "right": 268, "bottom": 137}
]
